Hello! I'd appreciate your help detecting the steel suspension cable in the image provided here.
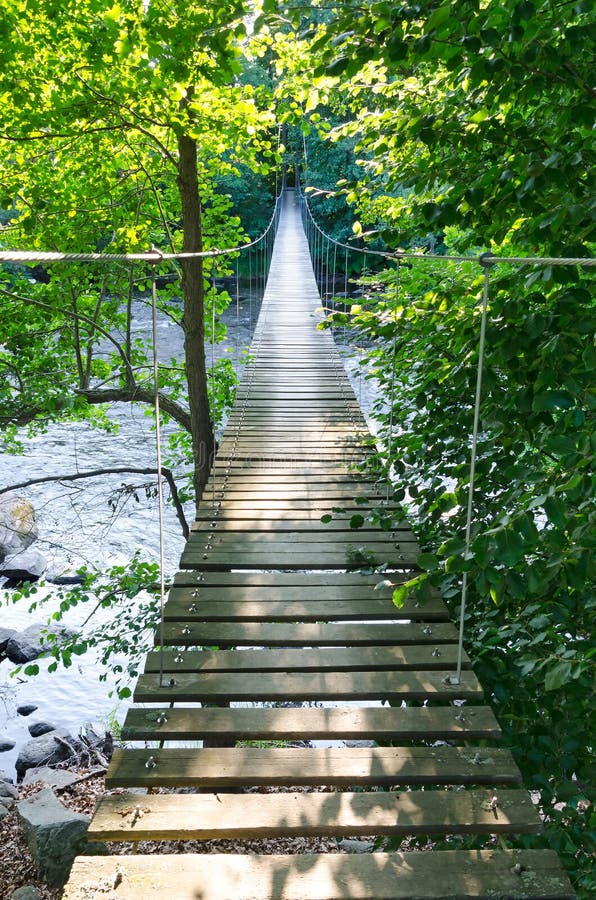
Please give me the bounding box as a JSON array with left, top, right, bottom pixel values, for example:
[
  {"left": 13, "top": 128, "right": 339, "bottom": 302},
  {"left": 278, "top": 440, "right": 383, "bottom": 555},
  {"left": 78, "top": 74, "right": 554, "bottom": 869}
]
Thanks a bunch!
[
  {"left": 150, "top": 262, "right": 167, "bottom": 691},
  {"left": 450, "top": 261, "right": 492, "bottom": 685}
]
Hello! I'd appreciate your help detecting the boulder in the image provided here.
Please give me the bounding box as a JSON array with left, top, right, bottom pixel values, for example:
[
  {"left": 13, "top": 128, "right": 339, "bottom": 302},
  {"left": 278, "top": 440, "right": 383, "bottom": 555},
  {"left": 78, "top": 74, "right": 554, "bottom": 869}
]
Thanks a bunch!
[
  {"left": 0, "top": 780, "right": 18, "bottom": 801},
  {"left": 15, "top": 728, "right": 78, "bottom": 782},
  {"left": 17, "top": 703, "right": 38, "bottom": 716},
  {"left": 0, "top": 495, "right": 38, "bottom": 561},
  {"left": 6, "top": 622, "right": 77, "bottom": 664},
  {"left": 28, "top": 721, "right": 56, "bottom": 738},
  {"left": 0, "top": 803, "right": 10, "bottom": 821},
  {"left": 17, "top": 787, "right": 89, "bottom": 887},
  {"left": 11, "top": 888, "right": 44, "bottom": 900},
  {"left": 0, "top": 626, "right": 16, "bottom": 654},
  {"left": 0, "top": 548, "right": 47, "bottom": 582},
  {"left": 0, "top": 736, "right": 16, "bottom": 753},
  {"left": 0, "top": 769, "right": 14, "bottom": 783},
  {"left": 22, "top": 766, "right": 80, "bottom": 789}
]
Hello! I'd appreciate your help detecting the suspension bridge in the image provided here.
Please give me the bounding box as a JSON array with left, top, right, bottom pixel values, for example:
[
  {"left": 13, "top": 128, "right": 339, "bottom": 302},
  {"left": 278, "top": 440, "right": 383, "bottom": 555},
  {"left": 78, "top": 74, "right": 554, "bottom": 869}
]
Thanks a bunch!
[{"left": 62, "top": 190, "right": 574, "bottom": 898}]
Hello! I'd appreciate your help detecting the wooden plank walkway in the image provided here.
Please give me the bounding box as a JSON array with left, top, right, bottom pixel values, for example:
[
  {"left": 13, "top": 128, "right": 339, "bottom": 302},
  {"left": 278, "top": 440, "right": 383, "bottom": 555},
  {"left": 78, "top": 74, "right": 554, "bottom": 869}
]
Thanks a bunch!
[{"left": 64, "top": 191, "right": 574, "bottom": 898}]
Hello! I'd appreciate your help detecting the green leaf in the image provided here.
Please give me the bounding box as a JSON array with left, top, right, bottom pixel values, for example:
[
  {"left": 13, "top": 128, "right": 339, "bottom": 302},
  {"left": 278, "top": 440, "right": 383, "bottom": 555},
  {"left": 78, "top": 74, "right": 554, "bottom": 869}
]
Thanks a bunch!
[
  {"left": 545, "top": 661, "right": 573, "bottom": 691},
  {"left": 532, "top": 390, "right": 575, "bottom": 412},
  {"left": 416, "top": 551, "right": 438, "bottom": 571},
  {"left": 320, "top": 514, "right": 333, "bottom": 523},
  {"left": 494, "top": 529, "right": 525, "bottom": 566},
  {"left": 350, "top": 513, "right": 365, "bottom": 529},
  {"left": 544, "top": 496, "right": 567, "bottom": 529},
  {"left": 392, "top": 584, "right": 409, "bottom": 607}
]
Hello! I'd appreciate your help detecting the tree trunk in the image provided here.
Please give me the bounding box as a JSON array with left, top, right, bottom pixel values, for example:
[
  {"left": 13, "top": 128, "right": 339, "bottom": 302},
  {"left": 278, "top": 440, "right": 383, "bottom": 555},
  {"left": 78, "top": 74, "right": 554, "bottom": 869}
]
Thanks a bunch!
[{"left": 177, "top": 133, "right": 215, "bottom": 515}]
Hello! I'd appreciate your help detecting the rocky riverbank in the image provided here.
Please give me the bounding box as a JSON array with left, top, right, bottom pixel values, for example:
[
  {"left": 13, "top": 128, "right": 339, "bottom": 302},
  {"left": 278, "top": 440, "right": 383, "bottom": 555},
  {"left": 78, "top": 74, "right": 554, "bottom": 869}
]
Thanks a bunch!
[{"left": 0, "top": 722, "right": 112, "bottom": 899}]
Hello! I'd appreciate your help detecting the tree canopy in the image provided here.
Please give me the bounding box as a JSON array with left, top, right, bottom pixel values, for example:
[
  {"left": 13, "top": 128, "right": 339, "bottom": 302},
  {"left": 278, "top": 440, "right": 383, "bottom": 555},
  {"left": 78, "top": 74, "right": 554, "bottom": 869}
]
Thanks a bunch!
[{"left": 0, "top": 0, "right": 277, "bottom": 505}]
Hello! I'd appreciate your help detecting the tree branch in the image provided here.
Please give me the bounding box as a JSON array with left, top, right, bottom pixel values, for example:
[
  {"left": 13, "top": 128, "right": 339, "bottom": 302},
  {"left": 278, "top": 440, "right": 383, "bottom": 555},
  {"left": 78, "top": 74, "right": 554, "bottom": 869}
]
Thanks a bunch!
[
  {"left": 0, "top": 466, "right": 189, "bottom": 539},
  {"left": 0, "top": 286, "right": 136, "bottom": 386},
  {"left": 78, "top": 386, "right": 191, "bottom": 431}
]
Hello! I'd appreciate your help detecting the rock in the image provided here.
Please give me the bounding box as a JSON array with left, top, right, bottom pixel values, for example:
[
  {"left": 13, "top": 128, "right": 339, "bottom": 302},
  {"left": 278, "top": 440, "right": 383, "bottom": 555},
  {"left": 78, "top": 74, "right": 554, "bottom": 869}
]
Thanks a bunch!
[
  {"left": 22, "top": 766, "right": 80, "bottom": 789},
  {"left": 338, "top": 838, "right": 375, "bottom": 853},
  {"left": 17, "top": 703, "right": 38, "bottom": 716},
  {"left": 0, "top": 495, "right": 38, "bottom": 561},
  {"left": 46, "top": 572, "right": 85, "bottom": 586},
  {"left": 0, "top": 626, "right": 17, "bottom": 653},
  {"left": 0, "top": 736, "right": 16, "bottom": 752},
  {"left": 11, "top": 887, "right": 44, "bottom": 900},
  {"left": 6, "top": 621, "right": 77, "bottom": 664},
  {"left": 17, "top": 788, "right": 90, "bottom": 887},
  {"left": 0, "top": 803, "right": 10, "bottom": 821},
  {"left": 0, "top": 780, "right": 19, "bottom": 800},
  {"left": 28, "top": 721, "right": 56, "bottom": 738},
  {"left": 15, "top": 728, "right": 78, "bottom": 782},
  {"left": 0, "top": 769, "right": 14, "bottom": 783},
  {"left": 0, "top": 548, "right": 47, "bottom": 582}
]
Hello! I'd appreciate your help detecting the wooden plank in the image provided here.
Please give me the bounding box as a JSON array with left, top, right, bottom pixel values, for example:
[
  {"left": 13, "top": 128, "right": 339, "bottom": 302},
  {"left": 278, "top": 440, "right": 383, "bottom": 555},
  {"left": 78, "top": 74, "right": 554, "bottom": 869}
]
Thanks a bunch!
[
  {"left": 204, "top": 486, "right": 386, "bottom": 500},
  {"left": 205, "top": 473, "right": 375, "bottom": 483},
  {"left": 180, "top": 549, "right": 419, "bottom": 569},
  {"left": 163, "top": 591, "right": 447, "bottom": 620},
  {"left": 158, "top": 621, "right": 459, "bottom": 647},
  {"left": 133, "top": 669, "right": 483, "bottom": 703},
  {"left": 88, "top": 789, "right": 543, "bottom": 841},
  {"left": 191, "top": 522, "right": 417, "bottom": 539},
  {"left": 184, "top": 537, "right": 417, "bottom": 553},
  {"left": 171, "top": 572, "right": 414, "bottom": 587},
  {"left": 105, "top": 745, "right": 522, "bottom": 788},
  {"left": 143, "top": 644, "right": 467, "bottom": 673},
  {"left": 121, "top": 704, "right": 502, "bottom": 743},
  {"left": 186, "top": 533, "right": 418, "bottom": 548},
  {"left": 194, "top": 508, "right": 398, "bottom": 523},
  {"left": 63, "top": 850, "right": 577, "bottom": 899},
  {"left": 199, "top": 490, "right": 392, "bottom": 502},
  {"left": 196, "top": 500, "right": 397, "bottom": 512},
  {"left": 164, "top": 588, "right": 445, "bottom": 622},
  {"left": 163, "top": 598, "right": 424, "bottom": 622}
]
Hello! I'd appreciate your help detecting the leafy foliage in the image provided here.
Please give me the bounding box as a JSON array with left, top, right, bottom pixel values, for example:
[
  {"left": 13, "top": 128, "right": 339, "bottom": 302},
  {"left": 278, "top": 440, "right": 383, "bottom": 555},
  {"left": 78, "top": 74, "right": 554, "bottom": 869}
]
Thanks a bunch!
[
  {"left": 0, "top": 0, "right": 278, "bottom": 507},
  {"left": 7, "top": 553, "right": 162, "bottom": 699}
]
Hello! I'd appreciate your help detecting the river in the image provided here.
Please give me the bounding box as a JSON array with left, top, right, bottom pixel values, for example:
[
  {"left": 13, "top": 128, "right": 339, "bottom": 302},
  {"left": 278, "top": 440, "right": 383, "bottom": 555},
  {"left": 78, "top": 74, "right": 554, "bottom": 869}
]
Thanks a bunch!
[{"left": 0, "top": 291, "right": 379, "bottom": 777}]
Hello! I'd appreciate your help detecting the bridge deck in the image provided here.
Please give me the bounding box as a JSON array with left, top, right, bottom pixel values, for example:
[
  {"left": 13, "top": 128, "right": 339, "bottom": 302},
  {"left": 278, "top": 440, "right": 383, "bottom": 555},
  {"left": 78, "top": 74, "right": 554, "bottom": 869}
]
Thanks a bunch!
[{"left": 63, "top": 193, "right": 574, "bottom": 898}]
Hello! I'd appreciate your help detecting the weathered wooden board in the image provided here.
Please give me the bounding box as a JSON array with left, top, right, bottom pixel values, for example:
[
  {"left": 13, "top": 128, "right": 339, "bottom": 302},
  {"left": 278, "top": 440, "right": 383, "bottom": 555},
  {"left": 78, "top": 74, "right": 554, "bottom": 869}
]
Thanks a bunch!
[
  {"left": 205, "top": 474, "right": 376, "bottom": 485},
  {"left": 199, "top": 489, "right": 392, "bottom": 502},
  {"left": 88, "top": 789, "right": 542, "bottom": 841},
  {"left": 63, "top": 850, "right": 576, "bottom": 899},
  {"left": 105, "top": 745, "right": 521, "bottom": 788},
  {"left": 143, "top": 644, "right": 466, "bottom": 673},
  {"left": 169, "top": 572, "right": 448, "bottom": 608},
  {"left": 158, "top": 621, "right": 458, "bottom": 647},
  {"left": 180, "top": 547, "right": 419, "bottom": 569},
  {"left": 121, "top": 704, "right": 501, "bottom": 743},
  {"left": 186, "top": 533, "right": 418, "bottom": 550},
  {"left": 195, "top": 507, "right": 399, "bottom": 522},
  {"left": 133, "top": 669, "right": 482, "bottom": 704},
  {"left": 171, "top": 572, "right": 414, "bottom": 587},
  {"left": 162, "top": 599, "right": 432, "bottom": 623},
  {"left": 196, "top": 500, "right": 397, "bottom": 512},
  {"left": 191, "top": 521, "right": 417, "bottom": 539}
]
